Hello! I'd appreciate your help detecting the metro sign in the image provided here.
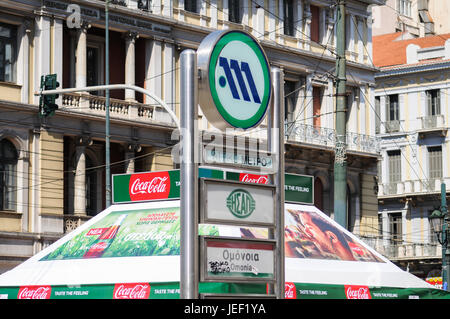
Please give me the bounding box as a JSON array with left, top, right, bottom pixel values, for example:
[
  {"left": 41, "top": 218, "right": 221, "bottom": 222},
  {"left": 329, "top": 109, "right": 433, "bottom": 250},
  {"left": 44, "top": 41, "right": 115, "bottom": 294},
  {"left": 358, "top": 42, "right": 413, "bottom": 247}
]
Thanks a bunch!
[
  {"left": 218, "top": 57, "right": 261, "bottom": 104},
  {"left": 198, "top": 30, "right": 272, "bottom": 130}
]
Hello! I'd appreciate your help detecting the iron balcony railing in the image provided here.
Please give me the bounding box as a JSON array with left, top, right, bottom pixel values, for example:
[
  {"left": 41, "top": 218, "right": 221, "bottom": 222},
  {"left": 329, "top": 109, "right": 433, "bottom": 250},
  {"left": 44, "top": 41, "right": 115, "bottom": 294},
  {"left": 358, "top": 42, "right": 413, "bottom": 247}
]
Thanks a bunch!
[
  {"left": 285, "top": 122, "right": 381, "bottom": 156},
  {"left": 359, "top": 235, "right": 442, "bottom": 261}
]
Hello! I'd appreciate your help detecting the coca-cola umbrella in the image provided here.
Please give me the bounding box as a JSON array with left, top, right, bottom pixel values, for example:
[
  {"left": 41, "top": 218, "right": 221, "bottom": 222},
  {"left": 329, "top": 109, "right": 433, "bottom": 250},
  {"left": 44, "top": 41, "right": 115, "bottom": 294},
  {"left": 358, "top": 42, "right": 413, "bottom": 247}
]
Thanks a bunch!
[{"left": 0, "top": 199, "right": 449, "bottom": 299}]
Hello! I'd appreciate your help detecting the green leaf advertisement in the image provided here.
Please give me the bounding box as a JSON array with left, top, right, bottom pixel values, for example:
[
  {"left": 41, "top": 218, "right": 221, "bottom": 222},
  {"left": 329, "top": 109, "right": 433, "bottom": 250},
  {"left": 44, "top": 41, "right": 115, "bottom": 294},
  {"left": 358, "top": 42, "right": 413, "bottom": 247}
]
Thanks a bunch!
[{"left": 41, "top": 207, "right": 219, "bottom": 261}]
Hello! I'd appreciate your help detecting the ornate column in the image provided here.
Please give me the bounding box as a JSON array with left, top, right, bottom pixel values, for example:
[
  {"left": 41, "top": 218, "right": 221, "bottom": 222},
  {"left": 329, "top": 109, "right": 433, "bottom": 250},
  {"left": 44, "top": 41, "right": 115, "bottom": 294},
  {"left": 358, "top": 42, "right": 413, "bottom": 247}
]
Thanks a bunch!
[
  {"left": 125, "top": 143, "right": 141, "bottom": 174},
  {"left": 295, "top": 0, "right": 303, "bottom": 48},
  {"left": 356, "top": 16, "right": 364, "bottom": 63},
  {"left": 124, "top": 31, "right": 139, "bottom": 101},
  {"left": 304, "top": 1, "right": 312, "bottom": 50},
  {"left": 74, "top": 136, "right": 91, "bottom": 216},
  {"left": 75, "top": 22, "right": 91, "bottom": 89},
  {"left": 305, "top": 74, "right": 313, "bottom": 126}
]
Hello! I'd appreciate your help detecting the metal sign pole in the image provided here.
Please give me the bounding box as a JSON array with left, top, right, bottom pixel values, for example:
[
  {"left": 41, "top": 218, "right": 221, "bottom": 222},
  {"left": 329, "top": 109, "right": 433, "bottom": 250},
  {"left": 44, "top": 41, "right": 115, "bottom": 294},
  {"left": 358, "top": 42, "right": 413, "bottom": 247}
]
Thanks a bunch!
[
  {"left": 271, "top": 67, "right": 285, "bottom": 298},
  {"left": 179, "top": 49, "right": 199, "bottom": 299}
]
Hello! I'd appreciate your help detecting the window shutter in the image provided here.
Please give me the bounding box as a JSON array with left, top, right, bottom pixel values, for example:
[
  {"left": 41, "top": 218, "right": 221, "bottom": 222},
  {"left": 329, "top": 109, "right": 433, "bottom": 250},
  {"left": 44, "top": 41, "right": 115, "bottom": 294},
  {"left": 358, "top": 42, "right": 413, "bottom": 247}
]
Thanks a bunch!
[
  {"left": 385, "top": 95, "right": 390, "bottom": 122},
  {"left": 437, "top": 89, "right": 441, "bottom": 115},
  {"left": 421, "top": 91, "right": 427, "bottom": 117}
]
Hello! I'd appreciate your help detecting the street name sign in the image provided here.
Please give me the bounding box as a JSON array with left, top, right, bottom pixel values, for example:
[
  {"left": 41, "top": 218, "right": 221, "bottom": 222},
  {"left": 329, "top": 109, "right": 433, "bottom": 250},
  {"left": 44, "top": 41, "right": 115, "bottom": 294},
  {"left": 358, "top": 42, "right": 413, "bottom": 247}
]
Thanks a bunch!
[
  {"left": 197, "top": 30, "right": 272, "bottom": 130},
  {"left": 203, "top": 147, "right": 273, "bottom": 170},
  {"left": 200, "top": 236, "right": 276, "bottom": 283}
]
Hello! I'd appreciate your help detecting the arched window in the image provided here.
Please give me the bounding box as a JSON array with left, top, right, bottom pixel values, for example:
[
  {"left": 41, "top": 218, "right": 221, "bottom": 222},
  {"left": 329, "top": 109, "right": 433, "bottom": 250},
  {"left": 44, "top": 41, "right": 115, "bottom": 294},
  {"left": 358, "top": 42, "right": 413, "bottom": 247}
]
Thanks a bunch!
[
  {"left": 314, "top": 177, "right": 323, "bottom": 211},
  {"left": 0, "top": 139, "right": 18, "bottom": 210}
]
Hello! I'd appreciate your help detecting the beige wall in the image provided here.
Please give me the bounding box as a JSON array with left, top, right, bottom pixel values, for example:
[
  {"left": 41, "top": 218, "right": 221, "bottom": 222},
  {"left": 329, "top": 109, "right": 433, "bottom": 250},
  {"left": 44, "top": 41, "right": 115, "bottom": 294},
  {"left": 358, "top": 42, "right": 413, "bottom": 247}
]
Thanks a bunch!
[
  {"left": 39, "top": 130, "right": 64, "bottom": 216},
  {"left": 0, "top": 82, "right": 22, "bottom": 103},
  {"left": 360, "top": 173, "right": 379, "bottom": 236},
  {"left": 429, "top": 0, "right": 450, "bottom": 34}
]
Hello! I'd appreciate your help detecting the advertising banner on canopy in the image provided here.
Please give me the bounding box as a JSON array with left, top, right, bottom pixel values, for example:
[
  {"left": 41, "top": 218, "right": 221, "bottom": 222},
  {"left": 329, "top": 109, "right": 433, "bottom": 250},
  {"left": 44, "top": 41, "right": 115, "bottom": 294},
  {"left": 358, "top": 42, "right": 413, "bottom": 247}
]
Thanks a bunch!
[{"left": 41, "top": 206, "right": 187, "bottom": 260}]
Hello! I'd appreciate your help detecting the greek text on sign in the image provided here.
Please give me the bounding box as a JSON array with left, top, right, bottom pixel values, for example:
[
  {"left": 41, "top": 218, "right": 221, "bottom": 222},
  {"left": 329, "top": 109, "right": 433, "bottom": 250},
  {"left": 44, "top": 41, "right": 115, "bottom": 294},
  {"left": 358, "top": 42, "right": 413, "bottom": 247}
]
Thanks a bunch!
[
  {"left": 201, "top": 237, "right": 275, "bottom": 282},
  {"left": 203, "top": 148, "right": 273, "bottom": 169}
]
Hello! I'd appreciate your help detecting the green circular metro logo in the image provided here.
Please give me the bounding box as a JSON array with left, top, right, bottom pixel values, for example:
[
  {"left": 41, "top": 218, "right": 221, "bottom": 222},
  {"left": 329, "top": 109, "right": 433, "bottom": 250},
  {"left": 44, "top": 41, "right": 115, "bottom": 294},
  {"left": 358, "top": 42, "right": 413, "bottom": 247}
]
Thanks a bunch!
[
  {"left": 226, "top": 189, "right": 256, "bottom": 218},
  {"left": 197, "top": 30, "right": 272, "bottom": 130}
]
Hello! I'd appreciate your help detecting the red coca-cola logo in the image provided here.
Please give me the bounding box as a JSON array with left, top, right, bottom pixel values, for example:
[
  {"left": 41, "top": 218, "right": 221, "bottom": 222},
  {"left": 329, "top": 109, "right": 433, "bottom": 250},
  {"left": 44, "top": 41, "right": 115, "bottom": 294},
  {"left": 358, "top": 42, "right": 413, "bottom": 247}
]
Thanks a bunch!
[
  {"left": 90, "top": 242, "right": 108, "bottom": 251},
  {"left": 284, "top": 282, "right": 297, "bottom": 299},
  {"left": 129, "top": 172, "right": 171, "bottom": 201},
  {"left": 345, "top": 285, "right": 371, "bottom": 299},
  {"left": 86, "top": 228, "right": 108, "bottom": 236},
  {"left": 348, "top": 242, "right": 365, "bottom": 256},
  {"left": 239, "top": 173, "right": 269, "bottom": 184},
  {"left": 113, "top": 283, "right": 150, "bottom": 299},
  {"left": 18, "top": 286, "right": 52, "bottom": 299}
]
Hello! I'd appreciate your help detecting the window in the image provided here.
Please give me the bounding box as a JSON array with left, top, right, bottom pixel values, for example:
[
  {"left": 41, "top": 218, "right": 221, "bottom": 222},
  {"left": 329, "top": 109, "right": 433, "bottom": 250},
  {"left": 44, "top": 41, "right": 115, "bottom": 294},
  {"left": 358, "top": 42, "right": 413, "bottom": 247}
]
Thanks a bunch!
[
  {"left": 312, "top": 87, "right": 321, "bottom": 127},
  {"left": 397, "top": 0, "right": 411, "bottom": 17},
  {"left": 185, "top": 0, "right": 198, "bottom": 13},
  {"left": 85, "top": 154, "right": 98, "bottom": 216},
  {"left": 426, "top": 89, "right": 441, "bottom": 116},
  {"left": 378, "top": 214, "right": 383, "bottom": 237},
  {"left": 228, "top": 0, "right": 242, "bottom": 23},
  {"left": 386, "top": 94, "right": 400, "bottom": 132},
  {"left": 0, "top": 139, "right": 17, "bottom": 211},
  {"left": 86, "top": 40, "right": 104, "bottom": 96},
  {"left": 0, "top": 23, "right": 17, "bottom": 82},
  {"left": 428, "top": 146, "right": 442, "bottom": 180},
  {"left": 138, "top": 0, "right": 151, "bottom": 11},
  {"left": 284, "top": 80, "right": 296, "bottom": 123},
  {"left": 375, "top": 96, "right": 381, "bottom": 134},
  {"left": 387, "top": 94, "right": 399, "bottom": 121},
  {"left": 388, "top": 150, "right": 401, "bottom": 193},
  {"left": 377, "top": 159, "right": 382, "bottom": 183},
  {"left": 428, "top": 211, "right": 437, "bottom": 244},
  {"left": 283, "top": 0, "right": 294, "bottom": 36},
  {"left": 314, "top": 177, "right": 323, "bottom": 211},
  {"left": 310, "top": 5, "right": 320, "bottom": 43},
  {"left": 87, "top": 46, "right": 99, "bottom": 95},
  {"left": 389, "top": 212, "right": 403, "bottom": 243}
]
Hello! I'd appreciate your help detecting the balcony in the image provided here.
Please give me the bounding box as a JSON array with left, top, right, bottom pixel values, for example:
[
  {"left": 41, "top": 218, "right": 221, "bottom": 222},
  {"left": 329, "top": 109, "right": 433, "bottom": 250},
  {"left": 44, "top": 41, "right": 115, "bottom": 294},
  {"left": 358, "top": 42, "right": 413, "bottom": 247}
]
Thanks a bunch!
[
  {"left": 384, "top": 120, "right": 400, "bottom": 133},
  {"left": 64, "top": 215, "right": 92, "bottom": 234},
  {"left": 418, "top": 115, "right": 447, "bottom": 138},
  {"left": 285, "top": 122, "right": 381, "bottom": 156},
  {"left": 361, "top": 236, "right": 442, "bottom": 261},
  {"left": 60, "top": 93, "right": 175, "bottom": 126},
  {"left": 379, "top": 178, "right": 450, "bottom": 197}
]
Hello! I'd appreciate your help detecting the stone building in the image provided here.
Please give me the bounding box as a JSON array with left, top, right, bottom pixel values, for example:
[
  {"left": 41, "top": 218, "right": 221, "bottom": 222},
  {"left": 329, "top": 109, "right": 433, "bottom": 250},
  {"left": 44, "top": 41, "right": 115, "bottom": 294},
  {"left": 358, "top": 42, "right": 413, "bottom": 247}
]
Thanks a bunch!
[
  {"left": 0, "top": 0, "right": 383, "bottom": 273},
  {"left": 373, "top": 31, "right": 450, "bottom": 281}
]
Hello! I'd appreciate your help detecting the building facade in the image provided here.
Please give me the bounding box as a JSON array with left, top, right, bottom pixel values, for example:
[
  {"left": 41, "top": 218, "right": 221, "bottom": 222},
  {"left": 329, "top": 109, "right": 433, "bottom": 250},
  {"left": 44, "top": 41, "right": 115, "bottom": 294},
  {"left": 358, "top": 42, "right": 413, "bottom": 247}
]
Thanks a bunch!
[
  {"left": 372, "top": 0, "right": 450, "bottom": 38},
  {"left": 0, "top": 0, "right": 383, "bottom": 274},
  {"left": 373, "top": 32, "right": 450, "bottom": 281}
]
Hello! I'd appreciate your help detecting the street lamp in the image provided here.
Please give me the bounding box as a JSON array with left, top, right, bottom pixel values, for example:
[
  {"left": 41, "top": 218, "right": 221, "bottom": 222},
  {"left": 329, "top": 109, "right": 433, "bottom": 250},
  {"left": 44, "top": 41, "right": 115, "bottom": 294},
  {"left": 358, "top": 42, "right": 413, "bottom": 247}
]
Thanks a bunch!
[
  {"left": 429, "top": 209, "right": 445, "bottom": 237},
  {"left": 428, "top": 182, "right": 449, "bottom": 291}
]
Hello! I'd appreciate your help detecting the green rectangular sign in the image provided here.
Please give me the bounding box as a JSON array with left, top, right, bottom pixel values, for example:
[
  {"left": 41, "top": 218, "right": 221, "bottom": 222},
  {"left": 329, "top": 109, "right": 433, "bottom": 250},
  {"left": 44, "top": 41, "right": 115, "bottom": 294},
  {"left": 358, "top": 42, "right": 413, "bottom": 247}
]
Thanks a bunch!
[
  {"left": 284, "top": 173, "right": 313, "bottom": 204},
  {"left": 113, "top": 169, "right": 313, "bottom": 205},
  {"left": 226, "top": 172, "right": 313, "bottom": 204}
]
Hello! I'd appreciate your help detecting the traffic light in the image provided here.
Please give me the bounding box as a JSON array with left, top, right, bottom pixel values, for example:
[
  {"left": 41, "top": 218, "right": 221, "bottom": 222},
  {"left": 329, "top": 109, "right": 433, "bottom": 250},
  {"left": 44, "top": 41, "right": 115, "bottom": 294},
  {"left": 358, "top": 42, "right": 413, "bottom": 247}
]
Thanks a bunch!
[{"left": 39, "top": 74, "right": 60, "bottom": 117}]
